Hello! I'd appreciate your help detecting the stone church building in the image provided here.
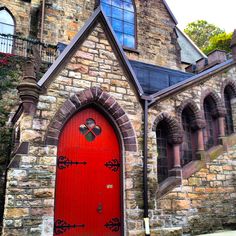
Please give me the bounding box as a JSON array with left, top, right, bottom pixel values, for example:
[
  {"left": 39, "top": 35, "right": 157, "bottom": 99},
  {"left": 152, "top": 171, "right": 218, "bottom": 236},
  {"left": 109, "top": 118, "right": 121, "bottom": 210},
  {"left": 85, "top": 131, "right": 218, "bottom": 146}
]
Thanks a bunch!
[{"left": 0, "top": 0, "right": 236, "bottom": 235}]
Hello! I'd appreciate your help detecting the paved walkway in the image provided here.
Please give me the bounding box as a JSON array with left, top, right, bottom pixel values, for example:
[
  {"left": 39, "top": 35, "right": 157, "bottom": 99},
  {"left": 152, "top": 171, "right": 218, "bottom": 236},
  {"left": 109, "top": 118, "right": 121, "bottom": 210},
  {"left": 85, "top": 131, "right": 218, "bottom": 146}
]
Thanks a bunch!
[{"left": 198, "top": 231, "right": 236, "bottom": 236}]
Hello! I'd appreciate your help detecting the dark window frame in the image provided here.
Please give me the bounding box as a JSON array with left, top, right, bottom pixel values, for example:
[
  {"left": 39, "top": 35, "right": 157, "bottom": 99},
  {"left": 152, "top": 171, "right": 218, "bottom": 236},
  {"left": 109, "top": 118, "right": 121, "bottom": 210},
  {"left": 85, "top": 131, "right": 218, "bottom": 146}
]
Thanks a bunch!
[
  {"left": 180, "top": 108, "right": 197, "bottom": 166},
  {"left": 224, "top": 86, "right": 234, "bottom": 135},
  {"left": 156, "top": 122, "right": 173, "bottom": 183},
  {"left": 100, "top": 0, "right": 138, "bottom": 50},
  {"left": 203, "top": 97, "right": 219, "bottom": 150}
]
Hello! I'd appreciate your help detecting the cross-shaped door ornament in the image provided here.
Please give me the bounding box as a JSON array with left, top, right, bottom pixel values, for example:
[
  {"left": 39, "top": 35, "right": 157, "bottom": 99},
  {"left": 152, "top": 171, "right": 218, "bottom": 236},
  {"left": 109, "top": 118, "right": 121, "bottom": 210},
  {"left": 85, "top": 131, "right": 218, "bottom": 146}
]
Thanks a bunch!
[{"left": 79, "top": 118, "right": 101, "bottom": 142}]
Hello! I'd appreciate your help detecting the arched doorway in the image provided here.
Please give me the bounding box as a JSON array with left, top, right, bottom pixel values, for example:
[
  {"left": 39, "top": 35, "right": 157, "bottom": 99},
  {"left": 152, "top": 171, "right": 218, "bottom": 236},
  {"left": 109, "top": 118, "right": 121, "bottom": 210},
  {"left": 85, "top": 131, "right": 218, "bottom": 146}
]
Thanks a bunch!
[{"left": 54, "top": 107, "right": 122, "bottom": 235}]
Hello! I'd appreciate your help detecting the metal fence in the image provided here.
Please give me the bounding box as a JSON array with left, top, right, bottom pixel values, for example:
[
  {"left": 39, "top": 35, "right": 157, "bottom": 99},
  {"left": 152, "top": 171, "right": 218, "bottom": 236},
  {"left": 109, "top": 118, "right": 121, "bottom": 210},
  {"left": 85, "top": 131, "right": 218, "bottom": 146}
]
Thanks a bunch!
[{"left": 0, "top": 33, "right": 57, "bottom": 63}]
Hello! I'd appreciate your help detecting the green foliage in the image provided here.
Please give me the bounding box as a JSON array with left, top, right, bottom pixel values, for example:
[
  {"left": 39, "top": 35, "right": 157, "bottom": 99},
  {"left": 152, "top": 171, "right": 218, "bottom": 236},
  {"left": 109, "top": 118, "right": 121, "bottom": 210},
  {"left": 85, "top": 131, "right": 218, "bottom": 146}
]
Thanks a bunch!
[
  {"left": 184, "top": 20, "right": 225, "bottom": 49},
  {"left": 202, "top": 32, "right": 233, "bottom": 54},
  {"left": 0, "top": 53, "right": 22, "bottom": 161}
]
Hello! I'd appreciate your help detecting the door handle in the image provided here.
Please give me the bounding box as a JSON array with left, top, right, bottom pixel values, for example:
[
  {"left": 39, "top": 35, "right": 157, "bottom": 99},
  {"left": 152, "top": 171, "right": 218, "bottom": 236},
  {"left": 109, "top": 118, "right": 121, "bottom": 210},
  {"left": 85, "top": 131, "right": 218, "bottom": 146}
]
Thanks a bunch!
[{"left": 97, "top": 203, "right": 103, "bottom": 214}]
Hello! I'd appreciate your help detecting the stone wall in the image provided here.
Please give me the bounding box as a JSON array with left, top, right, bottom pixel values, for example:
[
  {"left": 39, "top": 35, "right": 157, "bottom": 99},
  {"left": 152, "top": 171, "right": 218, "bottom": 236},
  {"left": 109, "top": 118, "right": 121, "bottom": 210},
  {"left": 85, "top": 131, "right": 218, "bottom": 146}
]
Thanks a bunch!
[
  {"left": 41, "top": 0, "right": 182, "bottom": 69},
  {"left": 146, "top": 65, "right": 236, "bottom": 235},
  {"left": 157, "top": 144, "right": 236, "bottom": 235},
  {"left": 2, "top": 2, "right": 236, "bottom": 236},
  {"left": 0, "top": 0, "right": 37, "bottom": 38},
  {"left": 128, "top": 0, "right": 181, "bottom": 70},
  {"left": 41, "top": 0, "right": 94, "bottom": 44},
  {"left": 2, "top": 22, "right": 144, "bottom": 235},
  {"left": 1, "top": 0, "right": 181, "bottom": 69}
]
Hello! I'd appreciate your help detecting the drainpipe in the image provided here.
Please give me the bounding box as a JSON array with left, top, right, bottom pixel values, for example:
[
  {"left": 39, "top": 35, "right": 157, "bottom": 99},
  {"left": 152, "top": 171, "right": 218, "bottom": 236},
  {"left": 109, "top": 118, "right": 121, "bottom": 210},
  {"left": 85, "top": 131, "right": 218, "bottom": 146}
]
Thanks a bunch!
[
  {"left": 143, "top": 99, "right": 150, "bottom": 236},
  {"left": 40, "top": 0, "right": 46, "bottom": 42}
]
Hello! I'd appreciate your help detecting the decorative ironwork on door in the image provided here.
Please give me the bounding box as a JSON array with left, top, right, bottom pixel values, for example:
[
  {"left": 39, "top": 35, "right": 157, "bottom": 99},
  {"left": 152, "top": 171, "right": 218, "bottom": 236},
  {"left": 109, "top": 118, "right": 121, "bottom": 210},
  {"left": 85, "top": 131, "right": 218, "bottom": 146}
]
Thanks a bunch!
[
  {"left": 105, "top": 218, "right": 121, "bottom": 232},
  {"left": 57, "top": 156, "right": 87, "bottom": 169},
  {"left": 105, "top": 159, "right": 120, "bottom": 172},
  {"left": 54, "top": 219, "right": 85, "bottom": 235}
]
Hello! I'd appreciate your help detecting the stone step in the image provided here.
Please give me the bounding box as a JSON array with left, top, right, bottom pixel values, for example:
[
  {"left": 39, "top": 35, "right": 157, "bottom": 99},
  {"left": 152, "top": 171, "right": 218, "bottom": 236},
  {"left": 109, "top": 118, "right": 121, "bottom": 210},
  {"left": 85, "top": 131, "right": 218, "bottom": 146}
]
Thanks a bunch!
[{"left": 197, "top": 230, "right": 236, "bottom": 236}]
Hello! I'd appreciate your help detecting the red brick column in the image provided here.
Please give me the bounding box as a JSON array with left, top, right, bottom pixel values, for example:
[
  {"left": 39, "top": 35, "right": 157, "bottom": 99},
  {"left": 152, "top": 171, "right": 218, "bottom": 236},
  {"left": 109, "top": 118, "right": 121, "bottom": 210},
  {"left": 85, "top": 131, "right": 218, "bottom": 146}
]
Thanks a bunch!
[
  {"left": 173, "top": 144, "right": 181, "bottom": 168},
  {"left": 197, "top": 129, "right": 204, "bottom": 151},
  {"left": 218, "top": 116, "right": 225, "bottom": 137}
]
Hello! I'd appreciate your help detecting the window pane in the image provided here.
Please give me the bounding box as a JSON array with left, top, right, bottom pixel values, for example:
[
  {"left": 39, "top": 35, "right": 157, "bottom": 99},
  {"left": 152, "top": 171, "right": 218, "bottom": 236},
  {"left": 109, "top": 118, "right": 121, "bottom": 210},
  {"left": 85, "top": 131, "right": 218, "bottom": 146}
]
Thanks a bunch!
[
  {"left": 0, "top": 10, "right": 14, "bottom": 25},
  {"left": 115, "top": 31, "right": 123, "bottom": 45},
  {"left": 93, "top": 126, "right": 101, "bottom": 135},
  {"left": 101, "top": 0, "right": 136, "bottom": 48},
  {"left": 112, "top": 0, "right": 123, "bottom": 9},
  {"left": 124, "top": 11, "right": 134, "bottom": 23},
  {"left": 107, "top": 17, "right": 112, "bottom": 24},
  {"left": 101, "top": 0, "right": 112, "bottom": 4},
  {"left": 124, "top": 22, "right": 134, "bottom": 35},
  {"left": 86, "top": 132, "right": 95, "bottom": 142},
  {"left": 124, "top": 2, "right": 134, "bottom": 12},
  {"left": 112, "top": 6, "right": 123, "bottom": 20},
  {"left": 124, "top": 34, "right": 135, "bottom": 48},
  {"left": 224, "top": 91, "right": 234, "bottom": 135},
  {"left": 112, "top": 18, "right": 123, "bottom": 32},
  {"left": 102, "top": 4, "right": 112, "bottom": 17},
  {"left": 80, "top": 124, "right": 88, "bottom": 135}
]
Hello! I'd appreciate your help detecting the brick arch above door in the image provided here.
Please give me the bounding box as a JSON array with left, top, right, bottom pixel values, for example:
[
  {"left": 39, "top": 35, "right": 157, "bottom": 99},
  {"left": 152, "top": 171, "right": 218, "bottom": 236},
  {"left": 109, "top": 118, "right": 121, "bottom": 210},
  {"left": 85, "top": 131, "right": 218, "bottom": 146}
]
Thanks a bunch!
[{"left": 45, "top": 87, "right": 137, "bottom": 152}]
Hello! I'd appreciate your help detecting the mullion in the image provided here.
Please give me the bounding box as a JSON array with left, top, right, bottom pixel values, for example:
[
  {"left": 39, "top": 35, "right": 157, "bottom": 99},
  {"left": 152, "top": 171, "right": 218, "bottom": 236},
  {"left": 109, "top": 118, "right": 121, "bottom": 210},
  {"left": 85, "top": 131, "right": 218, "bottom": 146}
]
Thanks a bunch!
[{"left": 84, "top": 124, "right": 96, "bottom": 136}]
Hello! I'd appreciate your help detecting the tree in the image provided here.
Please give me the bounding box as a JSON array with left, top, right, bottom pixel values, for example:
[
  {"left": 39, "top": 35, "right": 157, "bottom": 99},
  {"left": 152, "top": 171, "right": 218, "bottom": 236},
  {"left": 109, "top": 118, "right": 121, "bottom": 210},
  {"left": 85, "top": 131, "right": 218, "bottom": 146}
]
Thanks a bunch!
[
  {"left": 202, "top": 32, "right": 233, "bottom": 54},
  {"left": 184, "top": 20, "right": 225, "bottom": 49}
]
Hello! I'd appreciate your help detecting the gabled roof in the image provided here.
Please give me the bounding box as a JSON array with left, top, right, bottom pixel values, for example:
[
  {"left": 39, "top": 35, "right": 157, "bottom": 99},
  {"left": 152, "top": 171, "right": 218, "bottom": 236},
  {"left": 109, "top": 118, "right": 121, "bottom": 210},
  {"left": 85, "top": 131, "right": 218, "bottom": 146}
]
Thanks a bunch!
[
  {"left": 176, "top": 27, "right": 207, "bottom": 64},
  {"left": 37, "top": 6, "right": 144, "bottom": 96}
]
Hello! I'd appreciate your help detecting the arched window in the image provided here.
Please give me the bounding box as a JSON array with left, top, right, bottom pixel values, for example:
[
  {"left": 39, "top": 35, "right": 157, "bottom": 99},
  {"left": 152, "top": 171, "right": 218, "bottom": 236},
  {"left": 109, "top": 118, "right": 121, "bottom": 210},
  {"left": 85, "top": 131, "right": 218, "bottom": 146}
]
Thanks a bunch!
[
  {"left": 156, "top": 121, "right": 172, "bottom": 183},
  {"left": 181, "top": 108, "right": 197, "bottom": 166},
  {"left": 203, "top": 97, "right": 219, "bottom": 150},
  {"left": 0, "top": 8, "right": 15, "bottom": 53},
  {"left": 224, "top": 86, "right": 234, "bottom": 135},
  {"left": 101, "top": 0, "right": 136, "bottom": 49}
]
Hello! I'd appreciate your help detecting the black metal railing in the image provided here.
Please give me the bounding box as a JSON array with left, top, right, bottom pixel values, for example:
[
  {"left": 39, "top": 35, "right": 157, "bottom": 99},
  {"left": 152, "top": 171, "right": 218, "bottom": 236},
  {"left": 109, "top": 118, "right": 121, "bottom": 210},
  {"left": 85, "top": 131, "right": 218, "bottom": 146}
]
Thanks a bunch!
[{"left": 0, "top": 33, "right": 57, "bottom": 63}]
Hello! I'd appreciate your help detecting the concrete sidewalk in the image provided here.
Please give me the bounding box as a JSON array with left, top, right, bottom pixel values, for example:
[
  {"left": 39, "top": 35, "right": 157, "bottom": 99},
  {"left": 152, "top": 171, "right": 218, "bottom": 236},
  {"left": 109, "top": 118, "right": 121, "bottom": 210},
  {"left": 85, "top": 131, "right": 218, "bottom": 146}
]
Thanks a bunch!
[{"left": 198, "top": 231, "right": 236, "bottom": 236}]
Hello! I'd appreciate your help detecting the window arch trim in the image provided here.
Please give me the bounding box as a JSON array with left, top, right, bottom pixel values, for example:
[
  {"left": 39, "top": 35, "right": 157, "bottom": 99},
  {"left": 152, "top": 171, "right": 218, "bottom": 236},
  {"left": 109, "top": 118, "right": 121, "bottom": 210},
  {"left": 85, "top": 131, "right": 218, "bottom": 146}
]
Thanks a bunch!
[
  {"left": 99, "top": 0, "right": 138, "bottom": 50},
  {"left": 200, "top": 89, "right": 226, "bottom": 118},
  {"left": 221, "top": 79, "right": 236, "bottom": 103},
  {"left": 153, "top": 112, "right": 183, "bottom": 144},
  {"left": 177, "top": 99, "right": 206, "bottom": 130},
  {"left": 180, "top": 107, "right": 198, "bottom": 166},
  {"left": 221, "top": 80, "right": 236, "bottom": 136}
]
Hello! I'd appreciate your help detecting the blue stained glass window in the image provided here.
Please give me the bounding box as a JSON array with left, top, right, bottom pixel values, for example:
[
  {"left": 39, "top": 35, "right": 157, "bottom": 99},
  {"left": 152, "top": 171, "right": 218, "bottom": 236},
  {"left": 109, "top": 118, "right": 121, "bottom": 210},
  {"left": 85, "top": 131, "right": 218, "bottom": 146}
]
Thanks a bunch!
[
  {"left": 124, "top": 11, "right": 134, "bottom": 23},
  {"left": 113, "top": 0, "right": 123, "bottom": 8},
  {"left": 124, "top": 22, "right": 134, "bottom": 35},
  {"left": 112, "top": 6, "right": 123, "bottom": 20},
  {"left": 123, "top": 2, "right": 134, "bottom": 11},
  {"left": 116, "top": 32, "right": 124, "bottom": 45},
  {"left": 124, "top": 34, "right": 135, "bottom": 48},
  {"left": 101, "top": 0, "right": 136, "bottom": 49},
  {"left": 112, "top": 18, "right": 123, "bottom": 32},
  {"left": 103, "top": 4, "right": 112, "bottom": 17},
  {"left": 101, "top": 0, "right": 112, "bottom": 4}
]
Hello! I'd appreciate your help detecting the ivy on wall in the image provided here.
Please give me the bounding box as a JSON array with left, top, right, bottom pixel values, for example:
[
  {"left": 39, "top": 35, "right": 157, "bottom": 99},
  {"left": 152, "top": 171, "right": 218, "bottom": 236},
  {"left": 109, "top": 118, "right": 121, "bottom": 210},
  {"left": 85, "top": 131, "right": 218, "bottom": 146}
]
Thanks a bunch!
[{"left": 0, "top": 53, "right": 22, "bottom": 164}]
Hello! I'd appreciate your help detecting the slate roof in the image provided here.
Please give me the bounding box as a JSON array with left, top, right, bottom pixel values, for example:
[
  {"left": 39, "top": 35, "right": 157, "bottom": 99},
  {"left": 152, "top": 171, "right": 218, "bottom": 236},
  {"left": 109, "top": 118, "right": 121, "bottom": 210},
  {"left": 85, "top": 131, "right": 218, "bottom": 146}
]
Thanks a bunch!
[
  {"left": 176, "top": 27, "right": 207, "bottom": 65},
  {"left": 129, "top": 60, "right": 193, "bottom": 95}
]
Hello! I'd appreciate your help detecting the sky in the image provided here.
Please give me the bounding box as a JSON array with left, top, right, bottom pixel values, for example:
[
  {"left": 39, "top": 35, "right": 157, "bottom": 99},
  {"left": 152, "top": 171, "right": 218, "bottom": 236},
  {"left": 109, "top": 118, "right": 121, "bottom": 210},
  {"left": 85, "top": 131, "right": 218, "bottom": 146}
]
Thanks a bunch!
[{"left": 165, "top": 0, "right": 236, "bottom": 33}]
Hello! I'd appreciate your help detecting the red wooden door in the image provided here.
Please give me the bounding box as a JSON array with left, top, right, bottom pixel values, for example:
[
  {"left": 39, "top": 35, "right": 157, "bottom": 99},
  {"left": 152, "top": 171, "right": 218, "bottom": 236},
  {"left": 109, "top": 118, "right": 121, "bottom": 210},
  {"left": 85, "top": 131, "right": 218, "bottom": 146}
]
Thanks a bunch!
[{"left": 54, "top": 107, "right": 122, "bottom": 236}]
